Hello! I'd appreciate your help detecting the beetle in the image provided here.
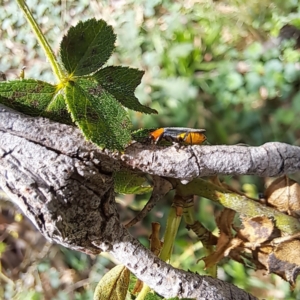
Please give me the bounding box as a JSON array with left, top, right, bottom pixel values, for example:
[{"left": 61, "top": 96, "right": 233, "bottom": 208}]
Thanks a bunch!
[{"left": 149, "top": 127, "right": 206, "bottom": 145}]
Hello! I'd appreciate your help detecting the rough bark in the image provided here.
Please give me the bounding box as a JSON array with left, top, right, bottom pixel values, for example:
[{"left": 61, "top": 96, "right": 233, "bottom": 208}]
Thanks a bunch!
[
  {"left": 2, "top": 103, "right": 298, "bottom": 299},
  {"left": 123, "top": 141, "right": 300, "bottom": 180}
]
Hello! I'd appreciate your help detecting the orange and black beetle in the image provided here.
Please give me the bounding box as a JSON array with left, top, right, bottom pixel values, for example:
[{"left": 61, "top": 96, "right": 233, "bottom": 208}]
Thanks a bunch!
[{"left": 149, "top": 127, "right": 206, "bottom": 145}]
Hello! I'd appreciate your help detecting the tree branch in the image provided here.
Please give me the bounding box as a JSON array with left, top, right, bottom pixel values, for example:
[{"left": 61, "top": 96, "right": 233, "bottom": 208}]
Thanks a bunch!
[
  {"left": 123, "top": 141, "right": 300, "bottom": 180},
  {"left": 1, "top": 104, "right": 299, "bottom": 180},
  {"left": 3, "top": 103, "right": 298, "bottom": 299}
]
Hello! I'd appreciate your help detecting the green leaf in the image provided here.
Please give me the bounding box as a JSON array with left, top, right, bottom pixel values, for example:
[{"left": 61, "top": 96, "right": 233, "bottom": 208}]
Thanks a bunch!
[
  {"left": 14, "top": 291, "right": 42, "bottom": 300},
  {"left": 275, "top": 108, "right": 295, "bottom": 125},
  {"left": 94, "top": 66, "right": 157, "bottom": 114},
  {"left": 94, "top": 265, "right": 130, "bottom": 300},
  {"left": 65, "top": 79, "right": 131, "bottom": 150},
  {"left": 225, "top": 72, "right": 244, "bottom": 91},
  {"left": 44, "top": 93, "right": 73, "bottom": 124},
  {"left": 0, "top": 79, "right": 56, "bottom": 115},
  {"left": 114, "top": 170, "right": 152, "bottom": 195},
  {"left": 60, "top": 19, "right": 116, "bottom": 76},
  {"left": 0, "top": 79, "right": 72, "bottom": 124},
  {"left": 145, "top": 294, "right": 163, "bottom": 300}
]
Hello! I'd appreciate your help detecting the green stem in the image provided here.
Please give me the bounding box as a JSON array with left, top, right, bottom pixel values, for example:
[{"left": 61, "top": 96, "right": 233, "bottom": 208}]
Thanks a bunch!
[
  {"left": 136, "top": 208, "right": 181, "bottom": 300},
  {"left": 177, "top": 178, "right": 300, "bottom": 235},
  {"left": 135, "top": 285, "right": 151, "bottom": 300},
  {"left": 159, "top": 206, "right": 182, "bottom": 262},
  {"left": 16, "top": 0, "right": 65, "bottom": 81}
]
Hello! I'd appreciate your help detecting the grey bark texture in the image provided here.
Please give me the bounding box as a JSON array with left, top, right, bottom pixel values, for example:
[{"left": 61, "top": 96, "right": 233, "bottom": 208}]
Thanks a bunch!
[{"left": 2, "top": 103, "right": 299, "bottom": 299}]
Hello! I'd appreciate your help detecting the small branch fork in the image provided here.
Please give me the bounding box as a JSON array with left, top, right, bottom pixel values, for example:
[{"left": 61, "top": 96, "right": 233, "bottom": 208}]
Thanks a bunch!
[{"left": 1, "top": 105, "right": 298, "bottom": 299}]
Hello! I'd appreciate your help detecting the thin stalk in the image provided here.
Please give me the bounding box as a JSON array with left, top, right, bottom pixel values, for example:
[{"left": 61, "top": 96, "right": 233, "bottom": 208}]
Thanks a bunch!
[
  {"left": 183, "top": 201, "right": 217, "bottom": 277},
  {"left": 137, "top": 208, "right": 182, "bottom": 299},
  {"left": 136, "top": 285, "right": 150, "bottom": 300},
  {"left": 159, "top": 206, "right": 182, "bottom": 262},
  {"left": 16, "top": 0, "right": 65, "bottom": 81},
  {"left": 135, "top": 208, "right": 181, "bottom": 300}
]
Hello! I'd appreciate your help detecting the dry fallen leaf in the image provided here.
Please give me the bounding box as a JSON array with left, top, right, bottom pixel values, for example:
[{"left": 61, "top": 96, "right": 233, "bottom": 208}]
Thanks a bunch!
[
  {"left": 132, "top": 278, "right": 143, "bottom": 295},
  {"left": 268, "top": 240, "right": 300, "bottom": 286},
  {"left": 254, "top": 245, "right": 273, "bottom": 268},
  {"left": 239, "top": 216, "right": 274, "bottom": 248},
  {"left": 252, "top": 237, "right": 300, "bottom": 287},
  {"left": 202, "top": 233, "right": 242, "bottom": 268},
  {"left": 265, "top": 176, "right": 300, "bottom": 217},
  {"left": 202, "top": 209, "right": 242, "bottom": 268},
  {"left": 149, "top": 222, "right": 163, "bottom": 256},
  {"left": 216, "top": 208, "right": 236, "bottom": 237}
]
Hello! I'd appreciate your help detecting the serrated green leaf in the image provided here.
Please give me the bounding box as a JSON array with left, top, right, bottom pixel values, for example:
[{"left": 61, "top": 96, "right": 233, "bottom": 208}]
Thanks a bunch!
[
  {"left": 94, "top": 66, "right": 157, "bottom": 114},
  {"left": 94, "top": 265, "right": 130, "bottom": 300},
  {"left": 114, "top": 170, "right": 152, "bottom": 195},
  {"left": 0, "top": 79, "right": 56, "bottom": 115},
  {"left": 60, "top": 19, "right": 116, "bottom": 76},
  {"left": 0, "top": 79, "right": 71, "bottom": 123},
  {"left": 65, "top": 79, "right": 131, "bottom": 150}
]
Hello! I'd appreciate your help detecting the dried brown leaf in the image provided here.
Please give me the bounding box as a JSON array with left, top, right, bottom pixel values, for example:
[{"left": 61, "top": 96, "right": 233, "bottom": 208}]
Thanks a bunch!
[
  {"left": 268, "top": 240, "right": 300, "bottom": 286},
  {"left": 254, "top": 239, "right": 300, "bottom": 286},
  {"left": 265, "top": 176, "right": 300, "bottom": 217},
  {"left": 254, "top": 245, "right": 273, "bottom": 270},
  {"left": 149, "top": 222, "right": 162, "bottom": 256},
  {"left": 201, "top": 209, "right": 240, "bottom": 268},
  {"left": 216, "top": 208, "right": 236, "bottom": 237},
  {"left": 202, "top": 233, "right": 242, "bottom": 268},
  {"left": 239, "top": 216, "right": 274, "bottom": 248},
  {"left": 132, "top": 278, "right": 143, "bottom": 294}
]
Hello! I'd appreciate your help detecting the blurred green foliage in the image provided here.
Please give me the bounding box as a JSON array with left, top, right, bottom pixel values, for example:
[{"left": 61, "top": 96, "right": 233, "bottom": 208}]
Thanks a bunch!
[
  {"left": 1, "top": 0, "right": 300, "bottom": 146},
  {"left": 1, "top": 0, "right": 300, "bottom": 299}
]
